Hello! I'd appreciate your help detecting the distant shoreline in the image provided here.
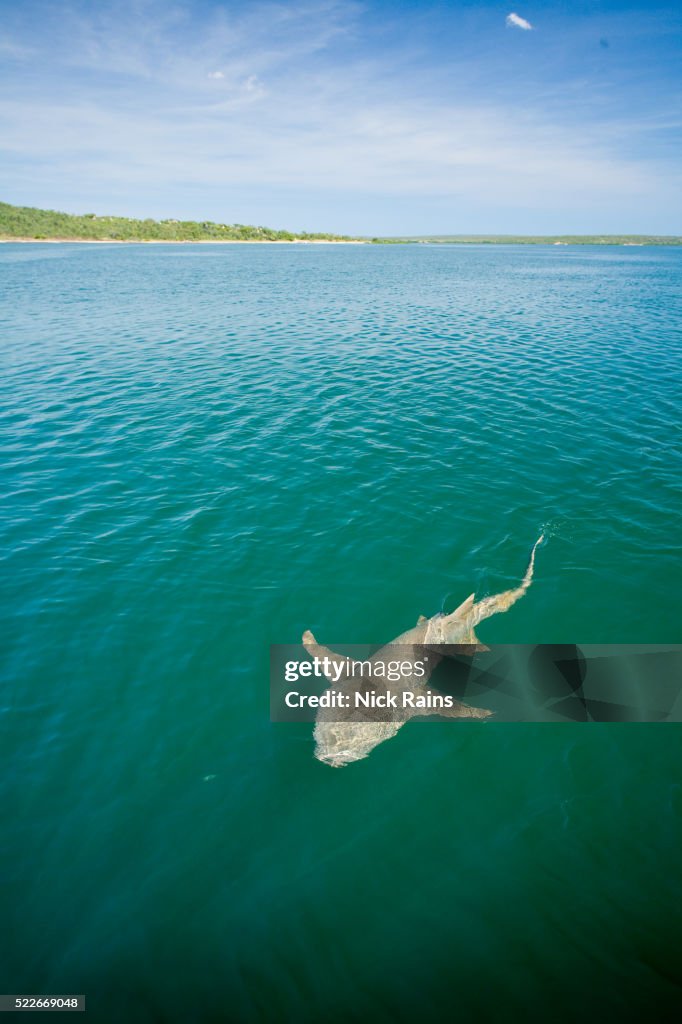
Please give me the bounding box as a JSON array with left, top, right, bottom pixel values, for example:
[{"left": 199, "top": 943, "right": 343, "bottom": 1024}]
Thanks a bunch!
[
  {"left": 3, "top": 236, "right": 681, "bottom": 247},
  {"left": 3, "top": 202, "right": 681, "bottom": 246}
]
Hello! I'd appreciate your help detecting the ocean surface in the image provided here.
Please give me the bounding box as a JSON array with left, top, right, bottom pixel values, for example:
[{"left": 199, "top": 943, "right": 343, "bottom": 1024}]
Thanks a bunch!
[{"left": 1, "top": 242, "right": 680, "bottom": 1021}]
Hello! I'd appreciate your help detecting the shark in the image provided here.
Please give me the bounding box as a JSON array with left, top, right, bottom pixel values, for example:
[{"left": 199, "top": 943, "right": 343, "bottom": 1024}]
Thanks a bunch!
[{"left": 303, "top": 534, "right": 544, "bottom": 766}]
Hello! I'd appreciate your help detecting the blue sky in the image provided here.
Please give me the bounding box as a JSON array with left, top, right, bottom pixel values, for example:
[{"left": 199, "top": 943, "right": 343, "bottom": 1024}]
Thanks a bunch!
[{"left": 1, "top": 0, "right": 680, "bottom": 234}]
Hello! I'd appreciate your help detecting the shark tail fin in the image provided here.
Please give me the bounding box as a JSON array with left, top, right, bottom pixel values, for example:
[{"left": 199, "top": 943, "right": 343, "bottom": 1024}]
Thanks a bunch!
[
  {"left": 520, "top": 533, "right": 544, "bottom": 590},
  {"left": 472, "top": 533, "right": 545, "bottom": 625}
]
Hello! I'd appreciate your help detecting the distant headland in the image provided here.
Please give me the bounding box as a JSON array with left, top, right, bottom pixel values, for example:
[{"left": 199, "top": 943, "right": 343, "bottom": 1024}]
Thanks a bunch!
[
  {"left": 0, "top": 202, "right": 362, "bottom": 244},
  {"left": 1, "top": 202, "right": 680, "bottom": 246}
]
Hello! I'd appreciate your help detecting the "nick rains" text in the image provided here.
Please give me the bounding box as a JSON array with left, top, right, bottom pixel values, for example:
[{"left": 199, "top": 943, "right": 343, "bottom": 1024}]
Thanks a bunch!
[{"left": 284, "top": 689, "right": 456, "bottom": 709}]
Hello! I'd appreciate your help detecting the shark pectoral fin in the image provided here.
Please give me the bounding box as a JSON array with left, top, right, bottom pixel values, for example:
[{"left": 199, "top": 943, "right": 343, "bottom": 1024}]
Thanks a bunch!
[
  {"left": 442, "top": 642, "right": 489, "bottom": 656},
  {"left": 302, "top": 629, "right": 319, "bottom": 655},
  {"left": 405, "top": 687, "right": 494, "bottom": 720},
  {"left": 459, "top": 703, "right": 494, "bottom": 719},
  {"left": 302, "top": 632, "right": 351, "bottom": 685},
  {"left": 438, "top": 699, "right": 494, "bottom": 720},
  {"left": 434, "top": 623, "right": 489, "bottom": 657},
  {"left": 461, "top": 629, "right": 490, "bottom": 653}
]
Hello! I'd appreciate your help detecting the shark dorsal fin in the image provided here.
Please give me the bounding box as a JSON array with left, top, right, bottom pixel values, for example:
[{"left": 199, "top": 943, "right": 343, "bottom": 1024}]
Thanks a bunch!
[{"left": 450, "top": 593, "right": 475, "bottom": 618}]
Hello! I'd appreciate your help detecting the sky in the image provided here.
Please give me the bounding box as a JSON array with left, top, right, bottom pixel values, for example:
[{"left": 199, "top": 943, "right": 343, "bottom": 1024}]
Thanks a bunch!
[{"left": 0, "top": 0, "right": 681, "bottom": 234}]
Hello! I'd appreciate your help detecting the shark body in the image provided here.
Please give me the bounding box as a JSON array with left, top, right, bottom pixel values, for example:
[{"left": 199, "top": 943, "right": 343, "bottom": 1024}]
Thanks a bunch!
[{"left": 303, "top": 535, "right": 544, "bottom": 766}]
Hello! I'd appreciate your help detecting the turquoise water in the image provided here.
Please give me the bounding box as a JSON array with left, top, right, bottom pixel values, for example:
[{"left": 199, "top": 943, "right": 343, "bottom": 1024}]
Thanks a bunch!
[{"left": 1, "top": 242, "right": 681, "bottom": 1021}]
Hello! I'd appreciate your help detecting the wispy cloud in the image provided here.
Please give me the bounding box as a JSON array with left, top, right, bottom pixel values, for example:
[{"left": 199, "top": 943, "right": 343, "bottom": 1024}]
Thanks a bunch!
[
  {"left": 506, "top": 13, "right": 534, "bottom": 31},
  {"left": 0, "top": 34, "right": 36, "bottom": 59},
  {"left": 207, "top": 71, "right": 225, "bottom": 80}
]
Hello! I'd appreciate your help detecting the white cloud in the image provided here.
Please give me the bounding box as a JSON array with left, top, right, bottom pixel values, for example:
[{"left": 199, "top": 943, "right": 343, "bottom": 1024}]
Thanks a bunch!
[
  {"left": 207, "top": 71, "right": 225, "bottom": 79},
  {"left": 506, "top": 13, "right": 534, "bottom": 31}
]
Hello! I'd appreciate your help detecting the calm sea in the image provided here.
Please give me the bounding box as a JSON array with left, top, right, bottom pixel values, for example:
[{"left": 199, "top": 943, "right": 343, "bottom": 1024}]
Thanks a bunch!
[{"left": 1, "top": 242, "right": 680, "bottom": 1021}]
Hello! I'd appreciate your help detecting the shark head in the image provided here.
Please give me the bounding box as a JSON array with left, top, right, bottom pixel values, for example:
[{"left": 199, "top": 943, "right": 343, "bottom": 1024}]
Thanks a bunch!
[
  {"left": 314, "top": 747, "right": 367, "bottom": 768},
  {"left": 313, "top": 720, "right": 402, "bottom": 767}
]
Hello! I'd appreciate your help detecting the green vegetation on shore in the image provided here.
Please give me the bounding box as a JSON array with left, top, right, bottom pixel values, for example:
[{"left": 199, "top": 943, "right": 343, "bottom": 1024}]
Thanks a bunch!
[
  {"left": 1, "top": 202, "right": 680, "bottom": 246},
  {"left": 0, "top": 202, "right": 355, "bottom": 242}
]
